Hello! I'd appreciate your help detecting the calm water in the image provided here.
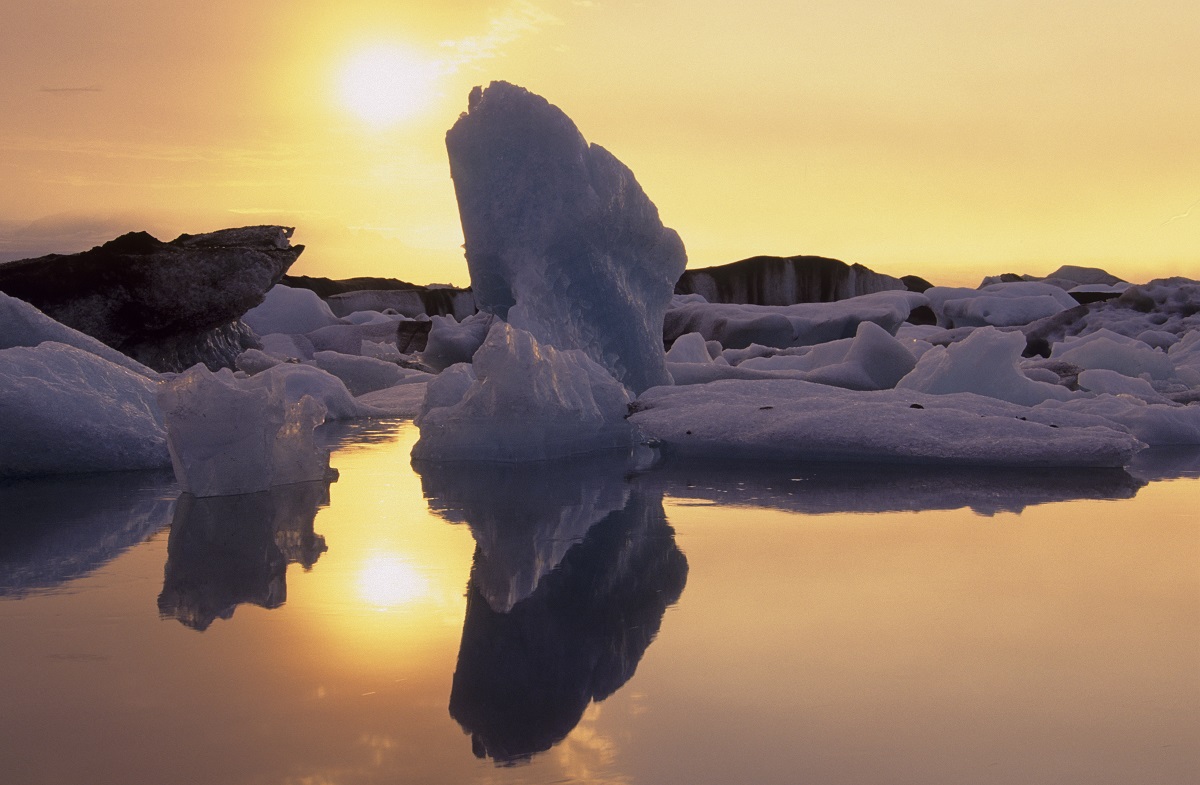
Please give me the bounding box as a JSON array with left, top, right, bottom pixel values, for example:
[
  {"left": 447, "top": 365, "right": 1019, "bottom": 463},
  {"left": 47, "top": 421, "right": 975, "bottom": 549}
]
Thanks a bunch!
[{"left": 1, "top": 420, "right": 1197, "bottom": 785}]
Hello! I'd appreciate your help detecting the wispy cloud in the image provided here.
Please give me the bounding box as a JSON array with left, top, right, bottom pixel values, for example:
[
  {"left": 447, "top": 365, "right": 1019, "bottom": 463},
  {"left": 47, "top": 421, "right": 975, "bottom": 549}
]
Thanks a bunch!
[
  {"left": 436, "top": 0, "right": 561, "bottom": 72},
  {"left": 1161, "top": 197, "right": 1200, "bottom": 227},
  {"left": 38, "top": 85, "right": 103, "bottom": 95}
]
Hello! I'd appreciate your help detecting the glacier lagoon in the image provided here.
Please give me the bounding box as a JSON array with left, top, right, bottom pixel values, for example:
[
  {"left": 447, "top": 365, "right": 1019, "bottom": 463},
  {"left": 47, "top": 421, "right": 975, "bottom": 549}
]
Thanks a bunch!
[{"left": 1, "top": 418, "right": 1197, "bottom": 785}]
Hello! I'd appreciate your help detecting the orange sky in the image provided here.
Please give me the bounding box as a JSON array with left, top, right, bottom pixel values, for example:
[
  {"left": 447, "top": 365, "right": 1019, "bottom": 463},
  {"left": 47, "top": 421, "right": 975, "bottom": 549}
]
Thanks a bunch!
[{"left": 1, "top": 0, "right": 1196, "bottom": 287}]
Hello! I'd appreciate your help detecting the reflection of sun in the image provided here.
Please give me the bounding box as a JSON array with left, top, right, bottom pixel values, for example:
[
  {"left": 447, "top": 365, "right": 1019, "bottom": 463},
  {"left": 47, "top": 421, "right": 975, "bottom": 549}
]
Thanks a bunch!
[
  {"left": 357, "top": 553, "right": 430, "bottom": 609},
  {"left": 338, "top": 44, "right": 437, "bottom": 126}
]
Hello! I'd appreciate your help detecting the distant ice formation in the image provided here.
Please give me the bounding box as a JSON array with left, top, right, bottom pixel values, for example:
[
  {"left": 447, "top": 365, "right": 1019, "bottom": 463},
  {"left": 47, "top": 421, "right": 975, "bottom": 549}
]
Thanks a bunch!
[{"left": 446, "top": 81, "right": 686, "bottom": 393}]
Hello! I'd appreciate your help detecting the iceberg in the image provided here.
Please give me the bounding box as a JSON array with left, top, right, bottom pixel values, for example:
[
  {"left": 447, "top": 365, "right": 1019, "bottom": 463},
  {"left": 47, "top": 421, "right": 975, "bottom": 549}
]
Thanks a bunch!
[
  {"left": 157, "top": 365, "right": 333, "bottom": 497},
  {"left": 0, "top": 342, "right": 169, "bottom": 477},
  {"left": 446, "top": 81, "right": 686, "bottom": 393},
  {"left": 629, "top": 379, "right": 1143, "bottom": 468}
]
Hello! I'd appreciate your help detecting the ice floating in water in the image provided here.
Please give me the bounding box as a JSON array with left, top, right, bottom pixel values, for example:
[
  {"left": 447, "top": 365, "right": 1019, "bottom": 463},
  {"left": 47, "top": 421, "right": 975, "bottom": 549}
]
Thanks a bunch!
[
  {"left": 413, "top": 322, "right": 635, "bottom": 462},
  {"left": 157, "top": 365, "right": 333, "bottom": 497},
  {"left": 242, "top": 284, "right": 341, "bottom": 336},
  {"left": 663, "top": 290, "right": 926, "bottom": 350},
  {"left": 446, "top": 81, "right": 686, "bottom": 393},
  {"left": 897, "top": 326, "right": 1074, "bottom": 406},
  {"left": 629, "top": 379, "right": 1143, "bottom": 468},
  {"left": 0, "top": 342, "right": 169, "bottom": 477}
]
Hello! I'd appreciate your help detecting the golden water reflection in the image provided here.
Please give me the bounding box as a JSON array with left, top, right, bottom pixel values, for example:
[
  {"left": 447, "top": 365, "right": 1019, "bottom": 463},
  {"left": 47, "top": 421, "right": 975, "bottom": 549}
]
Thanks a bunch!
[{"left": 0, "top": 420, "right": 1195, "bottom": 784}]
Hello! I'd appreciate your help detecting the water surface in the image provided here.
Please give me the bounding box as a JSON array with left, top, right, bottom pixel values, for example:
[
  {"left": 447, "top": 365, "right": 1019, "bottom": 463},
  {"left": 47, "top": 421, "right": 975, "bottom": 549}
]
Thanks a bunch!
[{"left": 1, "top": 421, "right": 1197, "bottom": 784}]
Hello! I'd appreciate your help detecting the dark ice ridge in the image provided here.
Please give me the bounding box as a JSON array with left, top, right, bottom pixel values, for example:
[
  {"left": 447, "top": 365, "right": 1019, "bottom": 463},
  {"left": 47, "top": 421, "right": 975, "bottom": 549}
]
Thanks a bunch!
[{"left": 0, "top": 226, "right": 302, "bottom": 372}]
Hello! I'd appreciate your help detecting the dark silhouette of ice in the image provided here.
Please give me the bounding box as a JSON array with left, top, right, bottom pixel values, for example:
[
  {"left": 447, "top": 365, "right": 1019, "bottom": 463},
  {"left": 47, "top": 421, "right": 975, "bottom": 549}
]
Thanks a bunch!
[
  {"left": 157, "top": 480, "right": 330, "bottom": 631},
  {"left": 0, "top": 470, "right": 175, "bottom": 596},
  {"left": 0, "top": 226, "right": 303, "bottom": 371}
]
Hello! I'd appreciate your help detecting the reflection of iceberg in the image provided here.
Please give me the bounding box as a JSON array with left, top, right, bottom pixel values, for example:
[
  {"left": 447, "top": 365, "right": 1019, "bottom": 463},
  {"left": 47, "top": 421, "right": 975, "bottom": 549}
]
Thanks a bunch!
[
  {"left": 0, "top": 470, "right": 176, "bottom": 596},
  {"left": 446, "top": 485, "right": 687, "bottom": 765},
  {"left": 415, "top": 450, "right": 633, "bottom": 611},
  {"left": 1127, "top": 445, "right": 1200, "bottom": 483},
  {"left": 642, "top": 459, "right": 1144, "bottom": 516},
  {"left": 157, "top": 480, "right": 330, "bottom": 631}
]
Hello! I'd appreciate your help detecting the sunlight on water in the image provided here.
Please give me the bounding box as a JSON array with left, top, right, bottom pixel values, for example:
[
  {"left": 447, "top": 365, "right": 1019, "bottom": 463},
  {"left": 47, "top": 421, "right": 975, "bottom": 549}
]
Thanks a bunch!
[{"left": 0, "top": 419, "right": 1196, "bottom": 784}]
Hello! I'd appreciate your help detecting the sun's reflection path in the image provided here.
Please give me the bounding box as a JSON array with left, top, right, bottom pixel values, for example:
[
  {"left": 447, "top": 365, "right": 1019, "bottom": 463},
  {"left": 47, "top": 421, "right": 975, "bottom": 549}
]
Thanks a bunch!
[{"left": 414, "top": 452, "right": 688, "bottom": 765}]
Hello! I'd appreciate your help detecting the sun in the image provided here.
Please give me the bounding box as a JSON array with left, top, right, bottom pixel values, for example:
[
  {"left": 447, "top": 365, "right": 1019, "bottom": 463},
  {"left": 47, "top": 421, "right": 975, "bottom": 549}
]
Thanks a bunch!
[{"left": 338, "top": 44, "right": 438, "bottom": 127}]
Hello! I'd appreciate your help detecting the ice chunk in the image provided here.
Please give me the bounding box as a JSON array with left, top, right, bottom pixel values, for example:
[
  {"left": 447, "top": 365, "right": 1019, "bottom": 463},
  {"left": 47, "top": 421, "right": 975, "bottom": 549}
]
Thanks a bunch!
[
  {"left": 1040, "top": 395, "right": 1200, "bottom": 445},
  {"left": 254, "top": 363, "right": 363, "bottom": 420},
  {"left": 1051, "top": 332, "right": 1176, "bottom": 380},
  {"left": 354, "top": 383, "right": 429, "bottom": 417},
  {"left": 413, "top": 322, "right": 635, "bottom": 462},
  {"left": 0, "top": 342, "right": 169, "bottom": 477},
  {"left": 664, "top": 332, "right": 713, "bottom": 364},
  {"left": 1076, "top": 369, "right": 1170, "bottom": 403},
  {"left": 242, "top": 284, "right": 341, "bottom": 335},
  {"left": 309, "top": 351, "right": 409, "bottom": 396},
  {"left": 897, "top": 326, "right": 1074, "bottom": 406},
  {"left": 803, "top": 320, "right": 917, "bottom": 391},
  {"left": 422, "top": 312, "right": 496, "bottom": 371},
  {"left": 446, "top": 81, "right": 687, "bottom": 393},
  {"left": 305, "top": 322, "right": 399, "bottom": 356},
  {"left": 664, "top": 290, "right": 927, "bottom": 350},
  {"left": 157, "top": 365, "right": 332, "bottom": 497},
  {"left": 941, "top": 294, "right": 1069, "bottom": 328},
  {"left": 0, "top": 292, "right": 157, "bottom": 377},
  {"left": 628, "top": 379, "right": 1143, "bottom": 468},
  {"left": 235, "top": 348, "right": 283, "bottom": 375},
  {"left": 259, "top": 332, "right": 315, "bottom": 361}
]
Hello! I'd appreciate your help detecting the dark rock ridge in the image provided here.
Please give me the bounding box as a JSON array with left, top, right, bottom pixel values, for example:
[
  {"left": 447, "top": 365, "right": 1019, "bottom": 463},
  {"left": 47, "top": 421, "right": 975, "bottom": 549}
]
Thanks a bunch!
[
  {"left": 675, "top": 255, "right": 909, "bottom": 305},
  {"left": 282, "top": 274, "right": 475, "bottom": 320},
  {"left": 0, "top": 226, "right": 302, "bottom": 372}
]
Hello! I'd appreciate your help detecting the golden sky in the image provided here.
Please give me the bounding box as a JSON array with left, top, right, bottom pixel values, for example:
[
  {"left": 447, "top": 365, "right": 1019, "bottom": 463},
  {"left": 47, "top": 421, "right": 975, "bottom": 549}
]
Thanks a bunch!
[{"left": 1, "top": 0, "right": 1196, "bottom": 287}]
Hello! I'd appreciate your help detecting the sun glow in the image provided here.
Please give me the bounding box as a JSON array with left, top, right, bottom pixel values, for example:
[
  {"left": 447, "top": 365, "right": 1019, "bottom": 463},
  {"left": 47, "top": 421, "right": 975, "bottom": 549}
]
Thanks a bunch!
[
  {"left": 357, "top": 553, "right": 431, "bottom": 610},
  {"left": 338, "top": 44, "right": 438, "bottom": 127}
]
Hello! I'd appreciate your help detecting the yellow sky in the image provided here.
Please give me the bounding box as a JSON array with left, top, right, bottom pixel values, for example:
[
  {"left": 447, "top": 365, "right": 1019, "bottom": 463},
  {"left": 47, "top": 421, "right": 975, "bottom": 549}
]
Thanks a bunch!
[{"left": 1, "top": 0, "right": 1196, "bottom": 287}]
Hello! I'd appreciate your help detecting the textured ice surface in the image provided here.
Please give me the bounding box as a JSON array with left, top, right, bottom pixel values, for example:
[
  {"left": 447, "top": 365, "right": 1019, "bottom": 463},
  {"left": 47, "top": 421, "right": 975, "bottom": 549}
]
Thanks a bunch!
[
  {"left": 446, "top": 81, "right": 686, "bottom": 393},
  {"left": 0, "top": 342, "right": 169, "bottom": 476},
  {"left": 664, "top": 332, "right": 714, "bottom": 364},
  {"left": 354, "top": 382, "right": 429, "bottom": 417},
  {"left": 158, "top": 366, "right": 331, "bottom": 497},
  {"left": 1041, "top": 395, "right": 1200, "bottom": 445},
  {"left": 309, "top": 351, "right": 411, "bottom": 396},
  {"left": 422, "top": 312, "right": 496, "bottom": 371},
  {"left": 898, "top": 327, "right": 1074, "bottom": 406},
  {"left": 413, "top": 322, "right": 635, "bottom": 462},
  {"left": 1051, "top": 332, "right": 1176, "bottom": 380},
  {"left": 253, "top": 363, "right": 363, "bottom": 420},
  {"left": 925, "top": 282, "right": 1077, "bottom": 328},
  {"left": 629, "top": 379, "right": 1143, "bottom": 468},
  {"left": 0, "top": 292, "right": 157, "bottom": 377},
  {"left": 242, "top": 284, "right": 341, "bottom": 336},
  {"left": 664, "top": 290, "right": 927, "bottom": 350},
  {"left": 803, "top": 320, "right": 918, "bottom": 391}
]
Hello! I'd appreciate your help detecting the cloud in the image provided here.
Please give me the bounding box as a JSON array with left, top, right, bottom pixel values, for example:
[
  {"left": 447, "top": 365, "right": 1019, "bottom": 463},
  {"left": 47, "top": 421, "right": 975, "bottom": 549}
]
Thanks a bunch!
[
  {"left": 436, "top": 0, "right": 561, "bottom": 72},
  {"left": 38, "top": 85, "right": 103, "bottom": 95}
]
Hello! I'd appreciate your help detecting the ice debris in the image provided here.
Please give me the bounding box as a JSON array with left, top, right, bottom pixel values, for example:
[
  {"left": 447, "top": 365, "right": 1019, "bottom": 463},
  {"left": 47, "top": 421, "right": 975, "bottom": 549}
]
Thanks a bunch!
[
  {"left": 157, "top": 365, "right": 334, "bottom": 497},
  {"left": 413, "top": 322, "right": 635, "bottom": 462}
]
